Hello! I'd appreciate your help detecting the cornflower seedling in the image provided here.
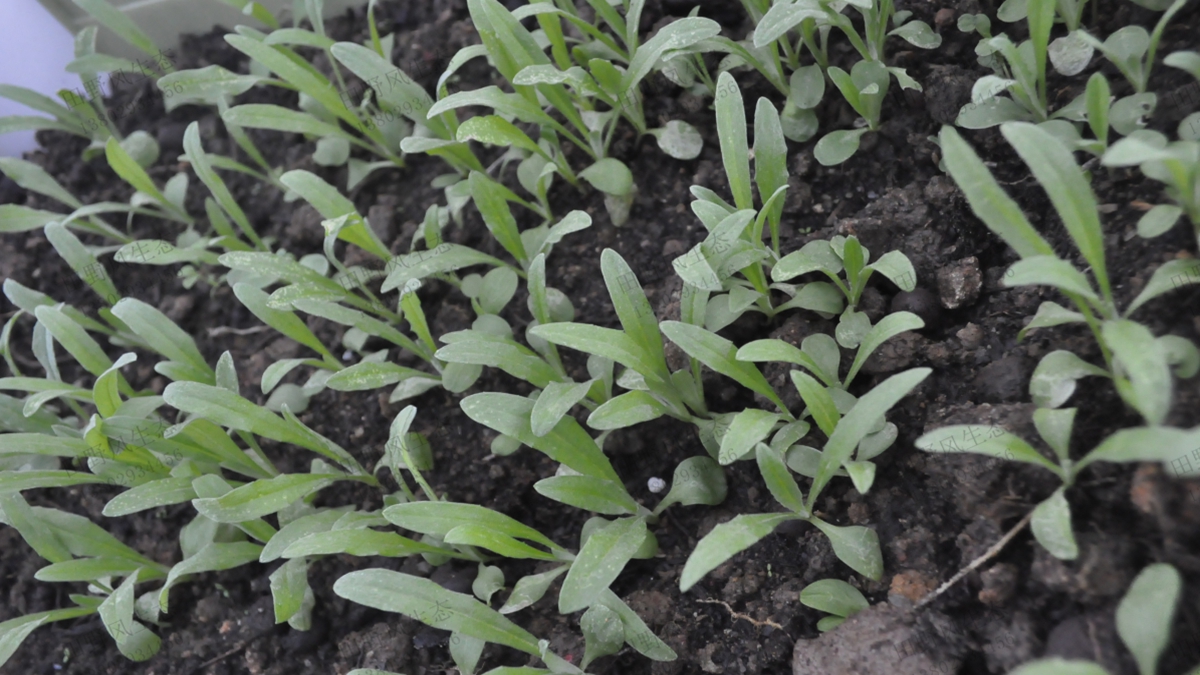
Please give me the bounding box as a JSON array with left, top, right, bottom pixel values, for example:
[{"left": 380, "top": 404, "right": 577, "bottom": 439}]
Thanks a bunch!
[
  {"left": 771, "top": 235, "right": 917, "bottom": 348},
  {"left": 1077, "top": 0, "right": 1188, "bottom": 93},
  {"left": 919, "top": 410, "right": 1200, "bottom": 559},
  {"left": 941, "top": 123, "right": 1200, "bottom": 425},
  {"left": 680, "top": 368, "right": 930, "bottom": 591}
]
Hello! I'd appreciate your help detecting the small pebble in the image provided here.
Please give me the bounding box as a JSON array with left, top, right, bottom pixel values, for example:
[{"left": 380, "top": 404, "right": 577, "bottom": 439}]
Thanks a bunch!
[{"left": 648, "top": 477, "right": 666, "bottom": 493}]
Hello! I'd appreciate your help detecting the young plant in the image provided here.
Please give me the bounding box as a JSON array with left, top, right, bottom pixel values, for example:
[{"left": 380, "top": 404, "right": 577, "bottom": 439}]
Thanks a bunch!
[
  {"left": 940, "top": 123, "right": 1200, "bottom": 425},
  {"left": 1077, "top": 0, "right": 1188, "bottom": 93},
  {"left": 679, "top": 367, "right": 930, "bottom": 591},
  {"left": 1102, "top": 132, "right": 1200, "bottom": 245},
  {"left": 957, "top": 0, "right": 1059, "bottom": 127},
  {"left": 1006, "top": 563, "right": 1191, "bottom": 675},
  {"left": 918, "top": 409, "right": 1200, "bottom": 559},
  {"left": 800, "top": 578, "right": 869, "bottom": 631},
  {"left": 771, "top": 235, "right": 917, "bottom": 348}
]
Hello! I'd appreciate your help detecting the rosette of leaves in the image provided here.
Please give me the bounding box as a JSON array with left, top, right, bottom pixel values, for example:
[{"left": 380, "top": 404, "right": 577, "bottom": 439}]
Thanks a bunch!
[
  {"left": 940, "top": 123, "right": 1200, "bottom": 426},
  {"left": 680, "top": 368, "right": 930, "bottom": 591},
  {"left": 771, "top": 235, "right": 917, "bottom": 349},
  {"left": 918, "top": 410, "right": 1200, "bottom": 560}
]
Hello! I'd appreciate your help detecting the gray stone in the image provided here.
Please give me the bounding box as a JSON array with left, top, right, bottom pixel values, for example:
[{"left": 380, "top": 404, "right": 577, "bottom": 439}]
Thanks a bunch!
[
  {"left": 792, "top": 604, "right": 966, "bottom": 675},
  {"left": 937, "top": 256, "right": 982, "bottom": 309}
]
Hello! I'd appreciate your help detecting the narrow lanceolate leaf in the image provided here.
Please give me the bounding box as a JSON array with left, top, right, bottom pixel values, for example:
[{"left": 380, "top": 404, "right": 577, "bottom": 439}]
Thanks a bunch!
[
  {"left": 182, "top": 122, "right": 260, "bottom": 246},
  {"left": 382, "top": 501, "right": 561, "bottom": 552},
  {"left": 601, "top": 249, "right": 667, "bottom": 377},
  {"left": 279, "top": 170, "right": 388, "bottom": 259},
  {"left": 105, "top": 138, "right": 186, "bottom": 221},
  {"left": 715, "top": 72, "right": 752, "bottom": 210},
  {"left": 915, "top": 425, "right": 1061, "bottom": 473},
  {"left": 529, "top": 323, "right": 665, "bottom": 388},
  {"left": 1001, "top": 122, "right": 1109, "bottom": 300},
  {"left": 159, "top": 542, "right": 263, "bottom": 612},
  {"left": 660, "top": 321, "right": 787, "bottom": 413},
  {"left": 0, "top": 157, "right": 81, "bottom": 208},
  {"left": 1030, "top": 488, "right": 1078, "bottom": 560},
  {"left": 939, "top": 127, "right": 1054, "bottom": 259},
  {"left": 192, "top": 474, "right": 337, "bottom": 523},
  {"left": 233, "top": 283, "right": 333, "bottom": 360},
  {"left": 102, "top": 477, "right": 198, "bottom": 517},
  {"left": 531, "top": 380, "right": 593, "bottom": 436},
  {"left": 754, "top": 98, "right": 787, "bottom": 227},
  {"left": 755, "top": 444, "right": 805, "bottom": 513},
  {"left": 333, "top": 570, "right": 541, "bottom": 654},
  {"left": 811, "top": 369, "right": 931, "bottom": 509},
  {"left": 559, "top": 517, "right": 647, "bottom": 613},
  {"left": 0, "top": 470, "right": 110, "bottom": 493},
  {"left": 799, "top": 579, "right": 868, "bottom": 617},
  {"left": 680, "top": 513, "right": 795, "bottom": 591},
  {"left": 534, "top": 476, "right": 639, "bottom": 515},
  {"left": 469, "top": 171, "right": 528, "bottom": 265},
  {"left": 222, "top": 104, "right": 344, "bottom": 137},
  {"left": 72, "top": 0, "right": 164, "bottom": 60},
  {"left": 1103, "top": 320, "right": 1172, "bottom": 426},
  {"left": 280, "top": 529, "right": 449, "bottom": 558},
  {"left": 718, "top": 408, "right": 781, "bottom": 465},
  {"left": 586, "top": 390, "right": 667, "bottom": 430},
  {"left": 1126, "top": 259, "right": 1200, "bottom": 315},
  {"left": 330, "top": 42, "right": 440, "bottom": 131},
  {"left": 1002, "top": 256, "right": 1100, "bottom": 306},
  {"left": 1115, "top": 563, "right": 1181, "bottom": 675},
  {"left": 461, "top": 392, "right": 620, "bottom": 482},
  {"left": 620, "top": 16, "right": 721, "bottom": 92},
  {"left": 111, "top": 298, "right": 210, "bottom": 377}
]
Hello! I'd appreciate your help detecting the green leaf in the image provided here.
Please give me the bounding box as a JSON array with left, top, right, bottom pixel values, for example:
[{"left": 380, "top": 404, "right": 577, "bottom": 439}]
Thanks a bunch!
[
  {"left": 790, "top": 371, "right": 839, "bottom": 437},
  {"left": 736, "top": 339, "right": 836, "bottom": 387},
  {"left": 44, "top": 223, "right": 121, "bottom": 304},
  {"left": 939, "top": 127, "right": 1054, "bottom": 258},
  {"left": 1103, "top": 320, "right": 1172, "bottom": 426},
  {"left": 846, "top": 312, "right": 924, "bottom": 386},
  {"left": 1003, "top": 256, "right": 1100, "bottom": 304},
  {"left": 260, "top": 508, "right": 350, "bottom": 562},
  {"left": 559, "top": 517, "right": 647, "bottom": 613},
  {"left": 279, "top": 170, "right": 387, "bottom": 259},
  {"left": 660, "top": 321, "right": 787, "bottom": 412},
  {"left": 1116, "top": 563, "right": 1181, "bottom": 675},
  {"left": 223, "top": 102, "right": 343, "bottom": 137},
  {"left": 326, "top": 361, "right": 431, "bottom": 391},
  {"left": 680, "top": 513, "right": 795, "bottom": 591},
  {"left": 469, "top": 171, "right": 528, "bottom": 265},
  {"left": 810, "top": 518, "right": 883, "bottom": 580},
  {"left": 0, "top": 205, "right": 63, "bottom": 233},
  {"left": 621, "top": 17, "right": 721, "bottom": 92},
  {"left": 1030, "top": 350, "right": 1109, "bottom": 408},
  {"left": 598, "top": 589, "right": 676, "bottom": 661},
  {"left": 799, "top": 579, "right": 869, "bottom": 617},
  {"left": 225, "top": 34, "right": 356, "bottom": 129},
  {"left": 102, "top": 477, "right": 198, "bottom": 517},
  {"left": 333, "top": 569, "right": 540, "bottom": 654},
  {"left": 444, "top": 524, "right": 557, "bottom": 561},
  {"left": 652, "top": 120, "right": 703, "bottom": 160},
  {"left": 1001, "top": 123, "right": 1109, "bottom": 299},
  {"left": 1127, "top": 259, "right": 1200, "bottom": 315},
  {"left": 269, "top": 556, "right": 309, "bottom": 624},
  {"left": 33, "top": 305, "right": 111, "bottom": 377},
  {"left": 99, "top": 569, "right": 161, "bottom": 661},
  {"left": 0, "top": 158, "right": 81, "bottom": 209},
  {"left": 1031, "top": 488, "right": 1077, "bottom": 560},
  {"left": 233, "top": 283, "right": 333, "bottom": 360},
  {"left": 586, "top": 390, "right": 666, "bottom": 430},
  {"left": 716, "top": 408, "right": 782, "bottom": 465},
  {"left": 755, "top": 443, "right": 805, "bottom": 512},
  {"left": 192, "top": 474, "right": 336, "bottom": 523},
  {"left": 811, "top": 369, "right": 930, "bottom": 507},
  {"left": 581, "top": 603, "right": 624, "bottom": 667},
  {"left": 814, "top": 129, "right": 868, "bottom": 166},
  {"left": 281, "top": 529, "right": 448, "bottom": 558},
  {"left": 915, "top": 424, "right": 1060, "bottom": 473},
  {"left": 655, "top": 456, "right": 727, "bottom": 513},
  {"left": 458, "top": 115, "right": 545, "bottom": 157},
  {"left": 1019, "top": 301, "right": 1087, "bottom": 340},
  {"left": 531, "top": 380, "right": 593, "bottom": 437},
  {"left": 384, "top": 501, "right": 560, "bottom": 552},
  {"left": 34, "top": 556, "right": 147, "bottom": 583},
  {"left": 1136, "top": 204, "right": 1182, "bottom": 239},
  {"left": 463, "top": 392, "right": 620, "bottom": 481},
  {"left": 157, "top": 65, "right": 263, "bottom": 109},
  {"left": 105, "top": 138, "right": 186, "bottom": 221},
  {"left": 715, "top": 72, "right": 752, "bottom": 210},
  {"left": 534, "top": 475, "right": 639, "bottom": 515},
  {"left": 158, "top": 542, "right": 263, "bottom": 612},
  {"left": 72, "top": 0, "right": 164, "bottom": 60},
  {"left": 1033, "top": 407, "right": 1075, "bottom": 461},
  {"left": 580, "top": 159, "right": 634, "bottom": 197},
  {"left": 528, "top": 324, "right": 666, "bottom": 393},
  {"left": 500, "top": 565, "right": 568, "bottom": 614},
  {"left": 111, "top": 298, "right": 210, "bottom": 377}
]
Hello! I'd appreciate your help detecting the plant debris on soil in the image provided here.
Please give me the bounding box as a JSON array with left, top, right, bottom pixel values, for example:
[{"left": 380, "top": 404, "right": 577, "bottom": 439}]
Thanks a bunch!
[{"left": 2, "top": 0, "right": 1200, "bottom": 674}]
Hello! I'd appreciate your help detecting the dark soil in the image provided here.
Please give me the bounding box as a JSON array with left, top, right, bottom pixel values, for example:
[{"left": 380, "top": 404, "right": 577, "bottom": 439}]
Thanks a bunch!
[{"left": 2, "top": 0, "right": 1200, "bottom": 674}]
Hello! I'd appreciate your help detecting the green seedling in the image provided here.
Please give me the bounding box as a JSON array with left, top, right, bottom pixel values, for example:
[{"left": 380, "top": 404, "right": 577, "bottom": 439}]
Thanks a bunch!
[
  {"left": 0, "top": 157, "right": 140, "bottom": 242},
  {"left": 1102, "top": 132, "right": 1200, "bottom": 246},
  {"left": 918, "top": 411, "right": 1200, "bottom": 559},
  {"left": 771, "top": 235, "right": 917, "bottom": 349},
  {"left": 941, "top": 123, "right": 1200, "bottom": 425},
  {"left": 1077, "top": 0, "right": 1188, "bottom": 93},
  {"left": 957, "top": 0, "right": 1060, "bottom": 127},
  {"left": 1007, "top": 563, "right": 1188, "bottom": 675},
  {"left": 800, "top": 578, "right": 869, "bottom": 631},
  {"left": 680, "top": 367, "right": 930, "bottom": 591}
]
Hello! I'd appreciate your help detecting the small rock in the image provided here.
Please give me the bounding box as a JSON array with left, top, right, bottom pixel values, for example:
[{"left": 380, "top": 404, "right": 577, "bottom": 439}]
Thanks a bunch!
[
  {"left": 861, "top": 331, "right": 926, "bottom": 375},
  {"left": 978, "top": 563, "right": 1019, "bottom": 606},
  {"left": 956, "top": 322, "right": 984, "bottom": 349},
  {"left": 937, "top": 256, "right": 982, "bottom": 309},
  {"left": 890, "top": 288, "right": 941, "bottom": 329},
  {"left": 935, "top": 7, "right": 956, "bottom": 29},
  {"left": 662, "top": 238, "right": 688, "bottom": 257},
  {"left": 888, "top": 570, "right": 938, "bottom": 607},
  {"left": 792, "top": 604, "right": 966, "bottom": 675},
  {"left": 972, "top": 355, "right": 1030, "bottom": 402}
]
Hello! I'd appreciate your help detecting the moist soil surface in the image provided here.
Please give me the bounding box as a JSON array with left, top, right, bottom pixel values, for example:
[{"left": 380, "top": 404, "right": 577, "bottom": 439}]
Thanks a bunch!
[{"left": 2, "top": 0, "right": 1200, "bottom": 673}]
